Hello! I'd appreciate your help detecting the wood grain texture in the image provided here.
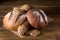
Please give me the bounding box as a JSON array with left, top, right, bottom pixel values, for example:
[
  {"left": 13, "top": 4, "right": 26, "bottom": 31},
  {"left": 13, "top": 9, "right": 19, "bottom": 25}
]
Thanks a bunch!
[
  {"left": 0, "top": 16, "right": 60, "bottom": 40},
  {"left": 0, "top": 1, "right": 60, "bottom": 40}
]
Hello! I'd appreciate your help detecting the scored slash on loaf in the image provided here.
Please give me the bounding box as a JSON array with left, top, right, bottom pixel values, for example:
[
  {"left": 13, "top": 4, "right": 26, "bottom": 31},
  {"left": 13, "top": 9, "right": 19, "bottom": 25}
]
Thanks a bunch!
[{"left": 3, "top": 4, "right": 53, "bottom": 37}]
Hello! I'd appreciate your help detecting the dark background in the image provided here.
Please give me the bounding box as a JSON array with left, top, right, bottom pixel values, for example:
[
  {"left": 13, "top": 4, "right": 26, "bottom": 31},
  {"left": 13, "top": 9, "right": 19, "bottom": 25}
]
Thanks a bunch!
[
  {"left": 0, "top": 0, "right": 60, "bottom": 40},
  {"left": 0, "top": 0, "right": 60, "bottom": 26}
]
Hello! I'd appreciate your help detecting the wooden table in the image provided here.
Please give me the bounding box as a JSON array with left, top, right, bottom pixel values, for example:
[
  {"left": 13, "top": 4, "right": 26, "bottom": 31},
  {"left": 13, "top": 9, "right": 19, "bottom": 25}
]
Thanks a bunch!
[{"left": 0, "top": 0, "right": 60, "bottom": 40}]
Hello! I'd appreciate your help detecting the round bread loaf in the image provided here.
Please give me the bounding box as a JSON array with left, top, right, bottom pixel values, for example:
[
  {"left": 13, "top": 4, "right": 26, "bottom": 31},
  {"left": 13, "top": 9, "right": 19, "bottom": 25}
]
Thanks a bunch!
[
  {"left": 3, "top": 6, "right": 29, "bottom": 30},
  {"left": 26, "top": 9, "right": 48, "bottom": 29}
]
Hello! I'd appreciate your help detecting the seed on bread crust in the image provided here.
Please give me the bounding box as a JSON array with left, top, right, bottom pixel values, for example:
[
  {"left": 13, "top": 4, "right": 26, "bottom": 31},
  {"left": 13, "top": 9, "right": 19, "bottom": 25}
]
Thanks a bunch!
[{"left": 18, "top": 21, "right": 30, "bottom": 36}]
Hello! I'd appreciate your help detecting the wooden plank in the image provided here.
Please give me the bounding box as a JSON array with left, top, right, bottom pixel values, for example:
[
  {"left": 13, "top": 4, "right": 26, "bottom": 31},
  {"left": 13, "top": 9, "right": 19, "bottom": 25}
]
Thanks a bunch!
[
  {"left": 0, "top": 16, "right": 60, "bottom": 40},
  {"left": 0, "top": 1, "right": 60, "bottom": 40}
]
